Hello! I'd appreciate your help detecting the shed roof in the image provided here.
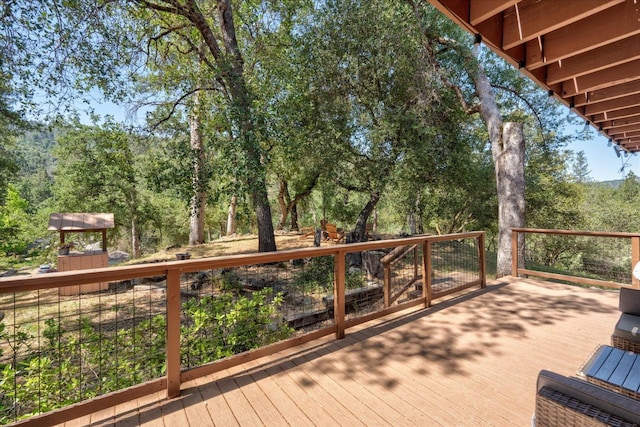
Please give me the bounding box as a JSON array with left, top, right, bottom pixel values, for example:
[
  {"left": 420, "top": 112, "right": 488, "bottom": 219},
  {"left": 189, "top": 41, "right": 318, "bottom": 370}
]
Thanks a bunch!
[{"left": 48, "top": 213, "right": 115, "bottom": 232}]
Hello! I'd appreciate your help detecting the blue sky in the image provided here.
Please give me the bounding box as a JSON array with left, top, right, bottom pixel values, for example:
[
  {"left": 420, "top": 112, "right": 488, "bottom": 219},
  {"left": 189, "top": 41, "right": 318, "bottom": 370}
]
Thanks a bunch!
[{"left": 568, "top": 129, "right": 639, "bottom": 182}]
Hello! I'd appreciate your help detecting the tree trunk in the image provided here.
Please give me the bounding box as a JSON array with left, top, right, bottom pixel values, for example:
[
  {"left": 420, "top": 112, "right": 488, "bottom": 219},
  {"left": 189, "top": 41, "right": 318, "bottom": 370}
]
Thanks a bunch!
[
  {"left": 131, "top": 218, "right": 139, "bottom": 258},
  {"left": 189, "top": 90, "right": 206, "bottom": 245},
  {"left": 276, "top": 174, "right": 319, "bottom": 232},
  {"left": 218, "top": 1, "right": 276, "bottom": 252},
  {"left": 408, "top": 213, "right": 416, "bottom": 235},
  {"left": 290, "top": 204, "right": 299, "bottom": 231},
  {"left": 163, "top": 0, "right": 277, "bottom": 252},
  {"left": 254, "top": 186, "right": 277, "bottom": 252},
  {"left": 276, "top": 179, "right": 289, "bottom": 231},
  {"left": 496, "top": 122, "right": 525, "bottom": 277},
  {"left": 353, "top": 191, "right": 380, "bottom": 242},
  {"left": 470, "top": 43, "right": 525, "bottom": 277},
  {"left": 226, "top": 194, "right": 237, "bottom": 236}
]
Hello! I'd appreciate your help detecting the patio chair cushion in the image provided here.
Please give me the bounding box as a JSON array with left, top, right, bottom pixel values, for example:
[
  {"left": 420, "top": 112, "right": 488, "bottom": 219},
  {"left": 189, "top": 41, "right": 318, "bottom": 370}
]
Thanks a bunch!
[
  {"left": 613, "top": 313, "right": 640, "bottom": 342},
  {"left": 536, "top": 370, "right": 640, "bottom": 425},
  {"left": 619, "top": 287, "right": 640, "bottom": 315}
]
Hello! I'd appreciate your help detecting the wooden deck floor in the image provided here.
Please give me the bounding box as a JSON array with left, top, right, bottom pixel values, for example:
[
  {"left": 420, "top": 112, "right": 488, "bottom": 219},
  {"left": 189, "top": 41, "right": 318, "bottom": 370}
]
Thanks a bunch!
[{"left": 58, "top": 277, "right": 621, "bottom": 427}]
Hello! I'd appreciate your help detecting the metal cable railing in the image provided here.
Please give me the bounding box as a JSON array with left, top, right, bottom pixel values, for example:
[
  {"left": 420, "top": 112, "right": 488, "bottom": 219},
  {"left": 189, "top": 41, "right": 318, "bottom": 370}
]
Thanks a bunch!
[
  {"left": 0, "top": 232, "right": 485, "bottom": 425},
  {"left": 511, "top": 228, "right": 640, "bottom": 289}
]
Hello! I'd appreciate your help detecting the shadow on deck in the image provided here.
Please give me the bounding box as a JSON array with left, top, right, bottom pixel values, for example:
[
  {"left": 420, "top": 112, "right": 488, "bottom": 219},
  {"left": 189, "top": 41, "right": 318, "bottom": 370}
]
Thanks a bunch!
[{"left": 58, "top": 277, "right": 619, "bottom": 426}]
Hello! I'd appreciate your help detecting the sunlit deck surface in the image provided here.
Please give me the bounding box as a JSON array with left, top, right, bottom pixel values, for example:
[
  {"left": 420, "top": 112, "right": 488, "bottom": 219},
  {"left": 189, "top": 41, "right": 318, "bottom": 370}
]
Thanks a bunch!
[{"left": 58, "top": 277, "right": 620, "bottom": 426}]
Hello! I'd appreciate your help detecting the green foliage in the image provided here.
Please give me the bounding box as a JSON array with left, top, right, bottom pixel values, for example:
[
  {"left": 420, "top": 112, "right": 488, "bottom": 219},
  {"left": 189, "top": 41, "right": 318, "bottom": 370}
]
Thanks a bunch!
[
  {"left": 293, "top": 256, "right": 363, "bottom": 293},
  {"left": 0, "top": 0, "right": 610, "bottom": 272},
  {"left": 345, "top": 270, "right": 365, "bottom": 290},
  {"left": 0, "top": 186, "right": 31, "bottom": 256},
  {"left": 0, "top": 288, "right": 292, "bottom": 422},
  {"left": 216, "top": 271, "right": 244, "bottom": 293},
  {"left": 181, "top": 288, "right": 292, "bottom": 364},
  {"left": 295, "top": 256, "right": 334, "bottom": 294},
  {"left": 582, "top": 173, "right": 640, "bottom": 233}
]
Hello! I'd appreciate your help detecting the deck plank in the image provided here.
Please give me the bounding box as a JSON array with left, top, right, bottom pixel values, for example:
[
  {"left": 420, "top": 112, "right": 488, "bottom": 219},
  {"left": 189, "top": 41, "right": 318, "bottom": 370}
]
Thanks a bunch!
[
  {"left": 243, "top": 359, "right": 315, "bottom": 426},
  {"left": 137, "top": 390, "right": 169, "bottom": 427},
  {"left": 111, "top": 395, "right": 141, "bottom": 427},
  {"left": 159, "top": 397, "right": 188, "bottom": 425},
  {"left": 297, "top": 350, "right": 417, "bottom": 426},
  {"left": 179, "top": 385, "right": 214, "bottom": 427},
  {"left": 60, "top": 278, "right": 620, "bottom": 427},
  {"left": 192, "top": 375, "right": 240, "bottom": 427},
  {"left": 224, "top": 365, "right": 290, "bottom": 427},
  {"left": 287, "top": 351, "right": 391, "bottom": 426}
]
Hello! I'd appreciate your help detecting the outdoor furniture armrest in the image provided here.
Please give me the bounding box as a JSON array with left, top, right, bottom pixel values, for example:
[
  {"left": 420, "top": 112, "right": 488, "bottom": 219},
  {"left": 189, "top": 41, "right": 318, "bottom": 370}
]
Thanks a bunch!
[
  {"left": 612, "top": 313, "right": 640, "bottom": 353},
  {"left": 535, "top": 370, "right": 640, "bottom": 426},
  {"left": 612, "top": 288, "right": 640, "bottom": 353}
]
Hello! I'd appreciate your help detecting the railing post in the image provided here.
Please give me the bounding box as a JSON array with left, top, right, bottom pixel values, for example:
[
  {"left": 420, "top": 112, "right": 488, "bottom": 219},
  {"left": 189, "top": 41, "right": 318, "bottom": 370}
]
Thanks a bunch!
[
  {"left": 511, "top": 229, "right": 519, "bottom": 277},
  {"left": 413, "top": 246, "right": 418, "bottom": 280},
  {"left": 422, "top": 241, "right": 432, "bottom": 308},
  {"left": 633, "top": 236, "right": 640, "bottom": 288},
  {"left": 166, "top": 268, "right": 182, "bottom": 398},
  {"left": 334, "top": 251, "right": 346, "bottom": 339},
  {"left": 479, "top": 232, "right": 486, "bottom": 288},
  {"left": 383, "top": 262, "right": 391, "bottom": 308}
]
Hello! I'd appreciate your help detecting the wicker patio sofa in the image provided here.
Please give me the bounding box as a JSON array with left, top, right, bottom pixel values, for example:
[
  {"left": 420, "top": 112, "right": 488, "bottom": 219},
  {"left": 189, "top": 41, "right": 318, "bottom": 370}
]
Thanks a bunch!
[
  {"left": 612, "top": 287, "right": 640, "bottom": 353},
  {"left": 535, "top": 370, "right": 640, "bottom": 426}
]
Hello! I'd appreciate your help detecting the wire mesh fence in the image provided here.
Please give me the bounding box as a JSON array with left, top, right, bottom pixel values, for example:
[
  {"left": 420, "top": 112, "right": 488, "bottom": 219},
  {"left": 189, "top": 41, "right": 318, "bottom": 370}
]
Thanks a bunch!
[
  {"left": 0, "top": 231, "right": 486, "bottom": 424},
  {"left": 383, "top": 245, "right": 422, "bottom": 306},
  {"left": 0, "top": 279, "right": 166, "bottom": 423},
  {"left": 520, "top": 231, "right": 637, "bottom": 286},
  {"left": 431, "top": 237, "right": 482, "bottom": 297}
]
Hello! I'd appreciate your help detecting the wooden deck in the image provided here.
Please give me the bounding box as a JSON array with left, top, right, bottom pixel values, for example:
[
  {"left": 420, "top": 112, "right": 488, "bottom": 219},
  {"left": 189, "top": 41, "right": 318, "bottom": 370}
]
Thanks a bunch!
[{"left": 56, "top": 277, "right": 621, "bottom": 426}]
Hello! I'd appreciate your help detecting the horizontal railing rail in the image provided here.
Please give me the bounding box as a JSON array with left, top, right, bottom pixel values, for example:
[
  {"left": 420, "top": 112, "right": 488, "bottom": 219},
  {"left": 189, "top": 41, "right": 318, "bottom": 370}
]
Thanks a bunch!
[
  {"left": 511, "top": 228, "right": 640, "bottom": 289},
  {"left": 0, "top": 232, "right": 485, "bottom": 426}
]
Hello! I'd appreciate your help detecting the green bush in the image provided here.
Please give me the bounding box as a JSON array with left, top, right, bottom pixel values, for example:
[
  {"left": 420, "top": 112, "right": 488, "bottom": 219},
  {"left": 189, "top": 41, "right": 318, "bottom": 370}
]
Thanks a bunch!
[{"left": 0, "top": 288, "right": 293, "bottom": 423}]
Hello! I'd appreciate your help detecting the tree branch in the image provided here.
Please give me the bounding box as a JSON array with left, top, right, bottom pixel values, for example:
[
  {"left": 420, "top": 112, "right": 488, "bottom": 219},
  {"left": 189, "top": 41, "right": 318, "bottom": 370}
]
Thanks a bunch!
[
  {"left": 288, "top": 173, "right": 320, "bottom": 210},
  {"left": 146, "top": 86, "right": 216, "bottom": 130},
  {"left": 491, "top": 83, "right": 545, "bottom": 136}
]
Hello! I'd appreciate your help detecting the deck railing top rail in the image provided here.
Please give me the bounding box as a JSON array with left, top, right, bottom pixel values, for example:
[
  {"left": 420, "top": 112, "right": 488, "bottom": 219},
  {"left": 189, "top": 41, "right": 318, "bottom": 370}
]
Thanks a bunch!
[
  {"left": 512, "top": 228, "right": 640, "bottom": 239},
  {"left": 0, "top": 231, "right": 485, "bottom": 294},
  {"left": 512, "top": 228, "right": 639, "bottom": 289}
]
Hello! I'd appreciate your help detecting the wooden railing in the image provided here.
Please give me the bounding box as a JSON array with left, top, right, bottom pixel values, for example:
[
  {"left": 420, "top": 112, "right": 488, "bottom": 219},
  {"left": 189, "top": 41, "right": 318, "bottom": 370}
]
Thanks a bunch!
[
  {"left": 0, "top": 232, "right": 485, "bottom": 426},
  {"left": 511, "top": 228, "right": 640, "bottom": 289},
  {"left": 381, "top": 244, "right": 419, "bottom": 306}
]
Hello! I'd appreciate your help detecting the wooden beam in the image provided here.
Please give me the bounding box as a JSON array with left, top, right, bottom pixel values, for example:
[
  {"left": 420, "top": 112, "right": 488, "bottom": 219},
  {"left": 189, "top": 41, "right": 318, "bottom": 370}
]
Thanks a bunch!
[
  {"left": 166, "top": 269, "right": 182, "bottom": 399},
  {"left": 584, "top": 93, "right": 640, "bottom": 116},
  {"left": 475, "top": 12, "right": 504, "bottom": 48},
  {"left": 470, "top": 0, "right": 517, "bottom": 26},
  {"left": 524, "top": 37, "right": 543, "bottom": 69},
  {"left": 593, "top": 106, "right": 640, "bottom": 122},
  {"left": 572, "top": 80, "right": 640, "bottom": 108},
  {"left": 588, "top": 80, "right": 640, "bottom": 104},
  {"left": 562, "top": 59, "right": 640, "bottom": 97},
  {"left": 428, "top": 0, "right": 472, "bottom": 29},
  {"left": 601, "top": 116, "right": 640, "bottom": 130},
  {"left": 609, "top": 123, "right": 640, "bottom": 136},
  {"left": 528, "top": 1, "right": 640, "bottom": 69},
  {"left": 547, "top": 33, "right": 640, "bottom": 85},
  {"left": 620, "top": 136, "right": 640, "bottom": 145},
  {"left": 333, "top": 251, "right": 346, "bottom": 339},
  {"left": 620, "top": 131, "right": 640, "bottom": 138},
  {"left": 502, "top": 0, "right": 622, "bottom": 50}
]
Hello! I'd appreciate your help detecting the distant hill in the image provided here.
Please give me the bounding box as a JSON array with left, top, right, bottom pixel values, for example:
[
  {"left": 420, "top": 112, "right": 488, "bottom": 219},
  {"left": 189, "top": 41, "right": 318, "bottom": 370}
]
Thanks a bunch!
[{"left": 597, "top": 180, "right": 623, "bottom": 188}]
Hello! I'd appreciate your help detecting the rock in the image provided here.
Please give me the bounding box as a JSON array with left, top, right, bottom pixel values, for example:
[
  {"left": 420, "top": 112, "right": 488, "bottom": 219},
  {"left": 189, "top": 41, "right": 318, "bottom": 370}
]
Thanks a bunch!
[{"left": 363, "top": 251, "right": 385, "bottom": 280}]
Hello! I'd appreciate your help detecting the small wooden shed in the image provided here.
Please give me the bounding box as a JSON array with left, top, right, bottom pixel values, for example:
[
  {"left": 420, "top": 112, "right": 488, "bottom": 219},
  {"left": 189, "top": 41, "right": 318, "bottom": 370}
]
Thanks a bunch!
[{"left": 48, "top": 213, "right": 114, "bottom": 295}]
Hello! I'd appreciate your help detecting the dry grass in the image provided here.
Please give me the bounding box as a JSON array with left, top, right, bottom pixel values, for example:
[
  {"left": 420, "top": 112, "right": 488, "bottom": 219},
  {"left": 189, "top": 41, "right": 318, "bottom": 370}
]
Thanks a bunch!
[
  {"left": 0, "top": 233, "right": 325, "bottom": 356},
  {"left": 130, "top": 232, "right": 320, "bottom": 264}
]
